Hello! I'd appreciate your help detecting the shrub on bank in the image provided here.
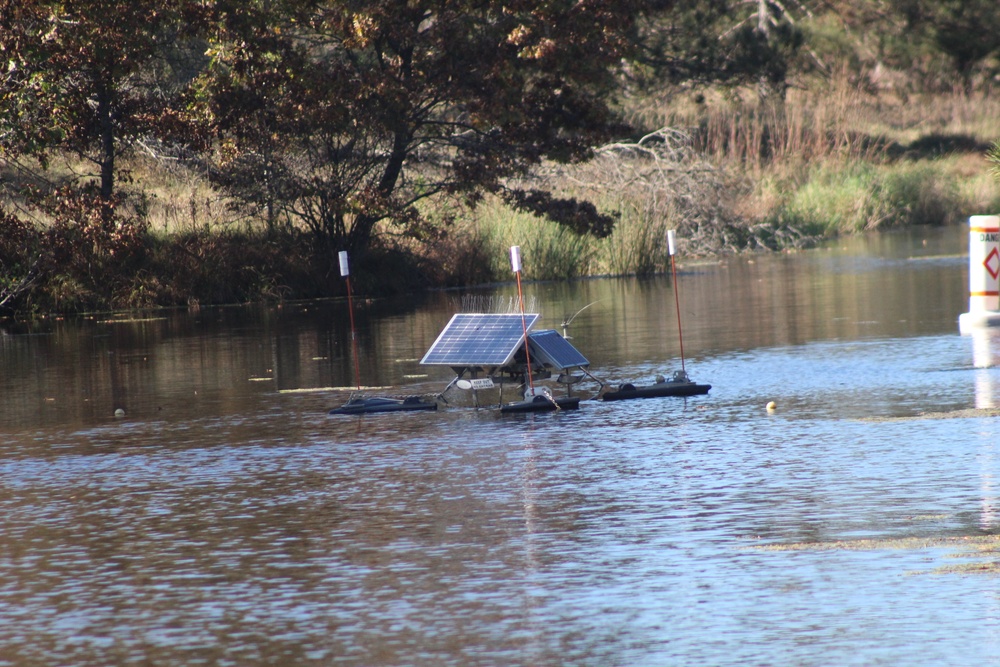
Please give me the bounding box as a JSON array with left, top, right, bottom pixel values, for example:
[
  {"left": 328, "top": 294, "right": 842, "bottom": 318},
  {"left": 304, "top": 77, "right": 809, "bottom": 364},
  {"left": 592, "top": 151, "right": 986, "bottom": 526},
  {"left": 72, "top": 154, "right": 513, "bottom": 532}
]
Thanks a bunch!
[
  {"left": 765, "top": 158, "right": 987, "bottom": 234},
  {"left": 1, "top": 189, "right": 150, "bottom": 314},
  {"left": 0, "top": 218, "right": 323, "bottom": 315}
]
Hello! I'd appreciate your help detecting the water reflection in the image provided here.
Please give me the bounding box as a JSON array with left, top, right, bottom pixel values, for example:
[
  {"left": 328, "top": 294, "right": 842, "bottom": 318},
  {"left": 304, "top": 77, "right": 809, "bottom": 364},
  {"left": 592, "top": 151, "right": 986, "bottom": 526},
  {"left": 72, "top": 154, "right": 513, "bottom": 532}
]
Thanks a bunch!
[
  {"left": 970, "top": 329, "right": 1000, "bottom": 409},
  {"left": 0, "top": 229, "right": 972, "bottom": 431},
  {"left": 2, "top": 228, "right": 1000, "bottom": 667}
]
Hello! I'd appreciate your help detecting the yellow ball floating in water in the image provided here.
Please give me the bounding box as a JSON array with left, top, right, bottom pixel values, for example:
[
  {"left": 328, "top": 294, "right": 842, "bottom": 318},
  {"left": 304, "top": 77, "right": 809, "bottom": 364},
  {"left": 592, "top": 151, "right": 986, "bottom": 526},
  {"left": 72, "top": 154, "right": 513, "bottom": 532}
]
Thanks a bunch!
[
  {"left": 766, "top": 401, "right": 777, "bottom": 412},
  {"left": 114, "top": 408, "right": 125, "bottom": 418}
]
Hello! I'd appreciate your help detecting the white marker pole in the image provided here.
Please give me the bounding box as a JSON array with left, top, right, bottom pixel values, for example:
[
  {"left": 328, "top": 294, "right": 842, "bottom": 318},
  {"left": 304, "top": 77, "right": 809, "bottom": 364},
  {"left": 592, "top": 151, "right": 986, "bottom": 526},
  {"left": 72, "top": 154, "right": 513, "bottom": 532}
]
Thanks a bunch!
[
  {"left": 339, "top": 251, "right": 362, "bottom": 390},
  {"left": 959, "top": 215, "right": 1000, "bottom": 334}
]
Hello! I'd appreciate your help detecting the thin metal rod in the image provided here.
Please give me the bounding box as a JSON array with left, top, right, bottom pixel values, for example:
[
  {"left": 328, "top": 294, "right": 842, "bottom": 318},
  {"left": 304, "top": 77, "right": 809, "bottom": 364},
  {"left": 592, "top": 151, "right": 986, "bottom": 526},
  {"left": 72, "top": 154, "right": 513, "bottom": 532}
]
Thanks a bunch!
[
  {"left": 345, "top": 275, "right": 362, "bottom": 390},
  {"left": 669, "top": 253, "right": 686, "bottom": 374}
]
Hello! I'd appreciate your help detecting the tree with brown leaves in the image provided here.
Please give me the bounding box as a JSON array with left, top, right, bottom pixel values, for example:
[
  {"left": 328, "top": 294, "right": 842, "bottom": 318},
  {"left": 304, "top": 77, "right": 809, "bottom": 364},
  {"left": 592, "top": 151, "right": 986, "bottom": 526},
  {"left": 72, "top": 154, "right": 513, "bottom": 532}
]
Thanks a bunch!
[{"left": 194, "top": 0, "right": 639, "bottom": 261}]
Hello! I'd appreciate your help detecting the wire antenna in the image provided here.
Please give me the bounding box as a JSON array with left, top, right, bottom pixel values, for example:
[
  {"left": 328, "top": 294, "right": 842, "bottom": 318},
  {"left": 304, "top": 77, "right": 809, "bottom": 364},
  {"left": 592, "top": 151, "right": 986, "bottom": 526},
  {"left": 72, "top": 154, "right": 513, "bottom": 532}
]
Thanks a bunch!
[{"left": 561, "top": 300, "right": 599, "bottom": 339}]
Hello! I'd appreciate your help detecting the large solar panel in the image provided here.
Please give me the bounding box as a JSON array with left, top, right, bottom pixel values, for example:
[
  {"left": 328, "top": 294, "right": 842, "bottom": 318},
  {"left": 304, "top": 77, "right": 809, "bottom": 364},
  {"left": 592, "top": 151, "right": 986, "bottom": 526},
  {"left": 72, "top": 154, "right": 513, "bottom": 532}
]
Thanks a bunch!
[
  {"left": 528, "top": 329, "right": 590, "bottom": 370},
  {"left": 420, "top": 313, "right": 540, "bottom": 367}
]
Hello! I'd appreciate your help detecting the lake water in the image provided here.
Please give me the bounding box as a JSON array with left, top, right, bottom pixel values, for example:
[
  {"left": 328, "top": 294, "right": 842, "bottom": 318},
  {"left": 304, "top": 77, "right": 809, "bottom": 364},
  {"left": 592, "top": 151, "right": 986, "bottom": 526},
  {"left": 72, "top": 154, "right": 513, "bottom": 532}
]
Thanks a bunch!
[{"left": 1, "top": 227, "right": 999, "bottom": 666}]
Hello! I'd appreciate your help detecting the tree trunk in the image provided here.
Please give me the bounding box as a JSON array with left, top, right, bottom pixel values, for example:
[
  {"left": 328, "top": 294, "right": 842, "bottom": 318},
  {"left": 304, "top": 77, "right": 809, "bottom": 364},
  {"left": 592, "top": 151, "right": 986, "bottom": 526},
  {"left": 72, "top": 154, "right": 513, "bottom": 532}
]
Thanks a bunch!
[
  {"left": 347, "top": 126, "right": 412, "bottom": 256},
  {"left": 758, "top": 0, "right": 770, "bottom": 35},
  {"left": 96, "top": 80, "right": 115, "bottom": 204},
  {"left": 755, "top": 0, "right": 786, "bottom": 110}
]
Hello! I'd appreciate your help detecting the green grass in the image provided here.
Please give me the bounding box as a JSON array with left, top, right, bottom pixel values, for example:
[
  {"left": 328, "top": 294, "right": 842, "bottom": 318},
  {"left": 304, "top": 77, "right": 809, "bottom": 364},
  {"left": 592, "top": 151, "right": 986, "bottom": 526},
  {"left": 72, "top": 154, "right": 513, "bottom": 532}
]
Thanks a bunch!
[
  {"left": 471, "top": 203, "right": 597, "bottom": 281},
  {"left": 761, "top": 156, "right": 999, "bottom": 235},
  {"left": 596, "top": 198, "right": 671, "bottom": 276},
  {"left": 457, "top": 194, "right": 678, "bottom": 283}
]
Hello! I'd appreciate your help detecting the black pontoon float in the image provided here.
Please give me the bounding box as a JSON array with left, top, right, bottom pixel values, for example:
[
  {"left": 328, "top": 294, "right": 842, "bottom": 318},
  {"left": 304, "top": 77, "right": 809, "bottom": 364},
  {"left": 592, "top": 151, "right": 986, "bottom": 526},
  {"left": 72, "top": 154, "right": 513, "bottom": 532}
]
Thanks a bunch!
[
  {"left": 329, "top": 395, "right": 438, "bottom": 415},
  {"left": 601, "top": 370, "right": 710, "bottom": 401}
]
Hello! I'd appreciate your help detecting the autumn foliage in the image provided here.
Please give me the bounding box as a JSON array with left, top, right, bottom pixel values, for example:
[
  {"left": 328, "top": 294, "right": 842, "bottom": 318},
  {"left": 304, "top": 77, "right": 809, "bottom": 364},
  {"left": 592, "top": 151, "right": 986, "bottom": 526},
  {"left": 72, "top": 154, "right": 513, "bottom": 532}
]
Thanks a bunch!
[{"left": 194, "top": 0, "right": 636, "bottom": 256}]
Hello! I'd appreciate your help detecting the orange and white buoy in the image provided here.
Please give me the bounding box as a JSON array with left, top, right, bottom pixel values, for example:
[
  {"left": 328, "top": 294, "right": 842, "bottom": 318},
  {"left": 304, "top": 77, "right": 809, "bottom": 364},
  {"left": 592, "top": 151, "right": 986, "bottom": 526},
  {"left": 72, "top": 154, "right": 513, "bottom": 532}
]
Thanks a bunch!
[{"left": 959, "top": 215, "right": 1000, "bottom": 334}]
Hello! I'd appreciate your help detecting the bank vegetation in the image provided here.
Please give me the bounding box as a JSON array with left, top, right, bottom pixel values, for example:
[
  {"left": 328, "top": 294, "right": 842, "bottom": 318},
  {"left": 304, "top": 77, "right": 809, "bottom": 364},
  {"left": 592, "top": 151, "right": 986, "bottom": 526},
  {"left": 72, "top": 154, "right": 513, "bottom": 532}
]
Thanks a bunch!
[{"left": 3, "top": 1, "right": 1000, "bottom": 315}]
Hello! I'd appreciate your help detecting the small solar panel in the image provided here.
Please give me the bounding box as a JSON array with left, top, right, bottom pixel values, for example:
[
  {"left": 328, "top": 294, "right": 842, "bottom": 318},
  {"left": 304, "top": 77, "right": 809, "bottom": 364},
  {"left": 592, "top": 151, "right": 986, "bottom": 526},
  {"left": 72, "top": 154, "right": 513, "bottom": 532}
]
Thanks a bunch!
[
  {"left": 420, "top": 313, "right": 540, "bottom": 367},
  {"left": 528, "top": 329, "right": 590, "bottom": 370}
]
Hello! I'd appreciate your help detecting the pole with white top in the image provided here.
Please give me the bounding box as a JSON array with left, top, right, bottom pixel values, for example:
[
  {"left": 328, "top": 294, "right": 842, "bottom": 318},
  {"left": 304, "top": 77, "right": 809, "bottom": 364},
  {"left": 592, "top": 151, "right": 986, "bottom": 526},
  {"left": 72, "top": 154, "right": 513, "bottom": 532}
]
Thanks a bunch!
[
  {"left": 510, "top": 245, "right": 537, "bottom": 397},
  {"left": 959, "top": 215, "right": 1000, "bottom": 334},
  {"left": 339, "top": 251, "right": 363, "bottom": 390},
  {"left": 667, "top": 230, "right": 687, "bottom": 376}
]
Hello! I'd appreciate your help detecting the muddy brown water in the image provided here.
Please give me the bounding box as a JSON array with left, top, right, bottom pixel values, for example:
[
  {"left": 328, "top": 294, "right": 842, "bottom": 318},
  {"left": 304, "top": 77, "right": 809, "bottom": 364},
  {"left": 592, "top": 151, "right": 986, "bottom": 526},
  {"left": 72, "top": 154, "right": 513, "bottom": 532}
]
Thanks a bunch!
[{"left": 1, "top": 228, "right": 999, "bottom": 666}]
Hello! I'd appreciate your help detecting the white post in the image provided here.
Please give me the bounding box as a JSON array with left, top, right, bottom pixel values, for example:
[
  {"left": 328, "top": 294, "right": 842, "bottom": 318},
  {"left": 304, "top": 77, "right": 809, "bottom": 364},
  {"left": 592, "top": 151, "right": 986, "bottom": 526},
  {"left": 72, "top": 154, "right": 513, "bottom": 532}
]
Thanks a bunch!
[{"left": 959, "top": 215, "right": 1000, "bottom": 334}]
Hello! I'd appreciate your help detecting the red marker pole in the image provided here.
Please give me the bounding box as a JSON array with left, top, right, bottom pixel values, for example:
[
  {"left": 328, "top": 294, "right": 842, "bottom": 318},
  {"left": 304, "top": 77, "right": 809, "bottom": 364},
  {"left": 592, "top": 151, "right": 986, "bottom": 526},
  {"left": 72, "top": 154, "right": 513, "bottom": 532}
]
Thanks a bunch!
[
  {"left": 510, "top": 246, "right": 536, "bottom": 396},
  {"left": 667, "top": 230, "right": 686, "bottom": 375},
  {"left": 339, "top": 251, "right": 362, "bottom": 391}
]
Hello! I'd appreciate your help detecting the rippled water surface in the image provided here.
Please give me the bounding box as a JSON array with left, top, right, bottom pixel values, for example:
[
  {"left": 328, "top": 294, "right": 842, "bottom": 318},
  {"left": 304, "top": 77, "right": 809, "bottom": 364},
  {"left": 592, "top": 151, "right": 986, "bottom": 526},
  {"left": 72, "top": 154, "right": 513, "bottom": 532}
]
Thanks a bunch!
[{"left": 2, "top": 228, "right": 1000, "bottom": 666}]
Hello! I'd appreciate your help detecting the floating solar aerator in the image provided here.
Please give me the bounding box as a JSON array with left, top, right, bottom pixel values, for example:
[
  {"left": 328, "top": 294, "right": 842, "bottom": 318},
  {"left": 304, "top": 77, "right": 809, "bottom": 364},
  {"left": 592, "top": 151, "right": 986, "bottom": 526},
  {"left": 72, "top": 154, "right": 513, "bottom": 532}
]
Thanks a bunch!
[{"left": 419, "top": 247, "right": 589, "bottom": 413}]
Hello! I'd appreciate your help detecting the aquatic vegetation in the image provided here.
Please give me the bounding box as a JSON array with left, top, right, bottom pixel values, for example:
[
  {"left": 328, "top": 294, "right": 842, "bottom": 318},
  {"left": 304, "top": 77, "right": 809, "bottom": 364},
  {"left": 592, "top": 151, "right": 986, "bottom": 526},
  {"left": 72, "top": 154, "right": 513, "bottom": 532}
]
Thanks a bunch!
[{"left": 747, "top": 533, "right": 1000, "bottom": 575}]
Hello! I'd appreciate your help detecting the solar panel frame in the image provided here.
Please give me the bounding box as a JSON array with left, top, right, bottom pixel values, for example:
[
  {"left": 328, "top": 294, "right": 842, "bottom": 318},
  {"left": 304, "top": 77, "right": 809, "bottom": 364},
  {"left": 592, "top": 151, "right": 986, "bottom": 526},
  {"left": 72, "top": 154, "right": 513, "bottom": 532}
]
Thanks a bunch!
[
  {"left": 420, "top": 313, "right": 540, "bottom": 367},
  {"left": 528, "top": 329, "right": 590, "bottom": 370}
]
